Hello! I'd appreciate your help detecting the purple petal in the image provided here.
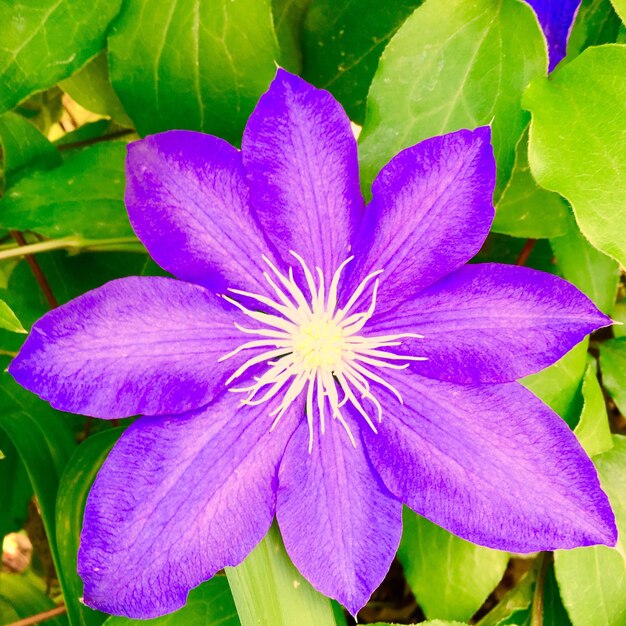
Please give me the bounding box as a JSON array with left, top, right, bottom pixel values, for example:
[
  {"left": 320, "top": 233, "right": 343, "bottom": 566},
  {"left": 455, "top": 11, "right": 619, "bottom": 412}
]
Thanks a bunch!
[
  {"left": 524, "top": 0, "right": 581, "bottom": 71},
  {"left": 79, "top": 390, "right": 302, "bottom": 618},
  {"left": 9, "top": 277, "right": 260, "bottom": 418},
  {"left": 277, "top": 418, "right": 402, "bottom": 616},
  {"left": 242, "top": 69, "right": 364, "bottom": 282},
  {"left": 348, "top": 127, "right": 495, "bottom": 316},
  {"left": 126, "top": 131, "right": 276, "bottom": 295},
  {"left": 368, "top": 263, "right": 611, "bottom": 384},
  {"left": 362, "top": 370, "right": 616, "bottom": 552}
]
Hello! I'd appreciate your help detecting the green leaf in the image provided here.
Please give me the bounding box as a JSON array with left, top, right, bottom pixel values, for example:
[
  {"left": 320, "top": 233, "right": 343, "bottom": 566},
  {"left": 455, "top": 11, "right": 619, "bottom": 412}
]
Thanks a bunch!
[
  {"left": 226, "top": 524, "right": 337, "bottom": 626},
  {"left": 370, "top": 622, "right": 468, "bottom": 626},
  {"left": 0, "top": 111, "right": 62, "bottom": 189},
  {"left": 0, "top": 143, "right": 134, "bottom": 240},
  {"left": 0, "top": 433, "right": 32, "bottom": 540},
  {"left": 398, "top": 509, "right": 508, "bottom": 622},
  {"left": 60, "top": 52, "right": 133, "bottom": 128},
  {"left": 0, "top": 299, "right": 26, "bottom": 333},
  {"left": 0, "top": 572, "right": 67, "bottom": 625},
  {"left": 104, "top": 577, "right": 239, "bottom": 626},
  {"left": 542, "top": 562, "right": 572, "bottom": 626},
  {"left": 574, "top": 362, "right": 613, "bottom": 457},
  {"left": 302, "top": 0, "right": 422, "bottom": 123},
  {"left": 272, "top": 0, "right": 311, "bottom": 72},
  {"left": 611, "top": 302, "right": 626, "bottom": 338},
  {"left": 524, "top": 44, "right": 626, "bottom": 267},
  {"left": 555, "top": 435, "right": 626, "bottom": 626},
  {"left": 610, "top": 0, "right": 626, "bottom": 23},
  {"left": 522, "top": 339, "right": 588, "bottom": 428},
  {"left": 0, "top": 0, "right": 122, "bottom": 113},
  {"left": 550, "top": 209, "right": 620, "bottom": 314},
  {"left": 56, "top": 428, "right": 124, "bottom": 626},
  {"left": 599, "top": 338, "right": 626, "bottom": 416},
  {"left": 493, "top": 127, "right": 568, "bottom": 238},
  {"left": 108, "top": 0, "right": 279, "bottom": 144},
  {"left": 358, "top": 0, "right": 546, "bottom": 194},
  {"left": 567, "top": 0, "right": 623, "bottom": 59}
]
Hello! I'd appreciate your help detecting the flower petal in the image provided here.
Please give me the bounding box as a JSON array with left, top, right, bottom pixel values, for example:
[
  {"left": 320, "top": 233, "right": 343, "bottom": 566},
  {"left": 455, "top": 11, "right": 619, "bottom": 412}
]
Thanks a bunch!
[
  {"left": 369, "top": 263, "right": 611, "bottom": 383},
  {"left": 242, "top": 69, "right": 364, "bottom": 282},
  {"left": 524, "top": 0, "right": 581, "bottom": 71},
  {"left": 9, "top": 277, "right": 260, "bottom": 418},
  {"left": 277, "top": 417, "right": 402, "bottom": 616},
  {"left": 79, "top": 390, "right": 302, "bottom": 618},
  {"left": 126, "top": 130, "right": 275, "bottom": 294},
  {"left": 362, "top": 370, "right": 617, "bottom": 552},
  {"left": 348, "top": 127, "right": 495, "bottom": 315}
]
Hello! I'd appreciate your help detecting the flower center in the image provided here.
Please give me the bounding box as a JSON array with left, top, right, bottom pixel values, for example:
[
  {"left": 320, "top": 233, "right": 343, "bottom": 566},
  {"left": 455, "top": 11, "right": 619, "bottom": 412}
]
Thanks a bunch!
[{"left": 220, "top": 252, "right": 424, "bottom": 451}]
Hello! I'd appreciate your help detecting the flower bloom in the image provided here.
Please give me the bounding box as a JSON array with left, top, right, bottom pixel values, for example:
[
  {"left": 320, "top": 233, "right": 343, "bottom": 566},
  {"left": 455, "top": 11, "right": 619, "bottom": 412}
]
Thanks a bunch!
[{"left": 10, "top": 70, "right": 616, "bottom": 618}]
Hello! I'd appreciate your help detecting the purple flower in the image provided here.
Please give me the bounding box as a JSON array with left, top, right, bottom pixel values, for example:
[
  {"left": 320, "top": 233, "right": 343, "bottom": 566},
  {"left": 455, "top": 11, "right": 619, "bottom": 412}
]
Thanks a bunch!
[
  {"left": 10, "top": 70, "right": 616, "bottom": 618},
  {"left": 524, "top": 0, "right": 582, "bottom": 71}
]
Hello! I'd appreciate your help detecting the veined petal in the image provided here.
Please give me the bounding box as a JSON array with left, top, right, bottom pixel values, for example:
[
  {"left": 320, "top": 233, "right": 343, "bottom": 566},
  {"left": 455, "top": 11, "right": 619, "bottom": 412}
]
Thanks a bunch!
[
  {"left": 362, "top": 370, "right": 616, "bottom": 552},
  {"left": 524, "top": 0, "right": 581, "bottom": 71},
  {"left": 242, "top": 69, "right": 364, "bottom": 283},
  {"left": 368, "top": 263, "right": 611, "bottom": 383},
  {"left": 9, "top": 277, "right": 265, "bottom": 418},
  {"left": 126, "top": 131, "right": 276, "bottom": 295},
  {"left": 79, "top": 390, "right": 303, "bottom": 618},
  {"left": 347, "top": 127, "right": 495, "bottom": 315},
  {"left": 277, "top": 417, "right": 402, "bottom": 616}
]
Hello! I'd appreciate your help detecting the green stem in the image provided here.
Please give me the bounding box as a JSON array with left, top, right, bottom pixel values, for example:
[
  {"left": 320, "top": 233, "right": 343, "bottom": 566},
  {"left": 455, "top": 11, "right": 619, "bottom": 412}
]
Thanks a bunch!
[
  {"left": 530, "top": 552, "right": 552, "bottom": 626},
  {"left": 0, "top": 236, "right": 143, "bottom": 260},
  {"left": 226, "top": 524, "right": 339, "bottom": 626}
]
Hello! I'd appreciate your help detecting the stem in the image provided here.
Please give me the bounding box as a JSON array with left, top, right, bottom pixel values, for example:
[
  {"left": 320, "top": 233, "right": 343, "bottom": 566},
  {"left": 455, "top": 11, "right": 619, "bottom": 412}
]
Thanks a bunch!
[
  {"left": 0, "top": 236, "right": 143, "bottom": 260},
  {"left": 226, "top": 524, "right": 338, "bottom": 626},
  {"left": 57, "top": 128, "right": 136, "bottom": 151},
  {"left": 516, "top": 238, "right": 537, "bottom": 266},
  {"left": 6, "top": 604, "right": 66, "bottom": 626},
  {"left": 530, "top": 552, "right": 551, "bottom": 626}
]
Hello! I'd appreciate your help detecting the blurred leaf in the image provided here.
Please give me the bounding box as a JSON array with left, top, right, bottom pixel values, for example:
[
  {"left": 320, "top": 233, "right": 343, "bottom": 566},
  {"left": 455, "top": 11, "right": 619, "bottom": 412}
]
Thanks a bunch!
[
  {"left": 0, "top": 0, "right": 122, "bottom": 113},
  {"left": 14, "top": 88, "right": 65, "bottom": 136},
  {"left": 599, "top": 338, "right": 626, "bottom": 415},
  {"left": 108, "top": 0, "right": 279, "bottom": 144},
  {"left": 525, "top": 45, "right": 626, "bottom": 268},
  {"left": 60, "top": 52, "right": 133, "bottom": 128},
  {"left": 0, "top": 433, "right": 32, "bottom": 539},
  {"left": 273, "top": 0, "right": 312, "bottom": 72},
  {"left": 359, "top": 0, "right": 546, "bottom": 194},
  {"left": 0, "top": 299, "right": 25, "bottom": 333},
  {"left": 493, "top": 127, "right": 568, "bottom": 238},
  {"left": 370, "top": 622, "right": 467, "bottom": 626},
  {"left": 567, "top": 0, "right": 622, "bottom": 59},
  {"left": 0, "top": 111, "right": 61, "bottom": 189},
  {"left": 302, "top": 0, "right": 422, "bottom": 123},
  {"left": 474, "top": 235, "right": 556, "bottom": 273},
  {"left": 612, "top": 302, "right": 626, "bottom": 338},
  {"left": 574, "top": 362, "right": 613, "bottom": 457},
  {"left": 550, "top": 211, "right": 620, "bottom": 316},
  {"left": 0, "top": 572, "right": 67, "bottom": 625},
  {"left": 56, "top": 428, "right": 124, "bottom": 626},
  {"left": 555, "top": 435, "right": 626, "bottom": 626},
  {"left": 522, "top": 340, "right": 588, "bottom": 428},
  {"left": 104, "top": 576, "right": 239, "bottom": 626},
  {"left": 0, "top": 143, "right": 134, "bottom": 240},
  {"left": 399, "top": 509, "right": 508, "bottom": 622}
]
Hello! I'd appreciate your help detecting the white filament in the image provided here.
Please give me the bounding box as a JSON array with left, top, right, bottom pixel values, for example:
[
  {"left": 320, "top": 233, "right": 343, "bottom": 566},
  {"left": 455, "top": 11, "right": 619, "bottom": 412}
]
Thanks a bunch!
[{"left": 220, "top": 252, "right": 425, "bottom": 452}]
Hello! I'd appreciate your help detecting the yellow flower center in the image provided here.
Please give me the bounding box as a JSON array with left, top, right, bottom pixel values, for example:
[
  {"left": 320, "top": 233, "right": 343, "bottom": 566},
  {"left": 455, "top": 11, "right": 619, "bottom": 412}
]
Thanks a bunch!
[{"left": 292, "top": 317, "right": 345, "bottom": 371}]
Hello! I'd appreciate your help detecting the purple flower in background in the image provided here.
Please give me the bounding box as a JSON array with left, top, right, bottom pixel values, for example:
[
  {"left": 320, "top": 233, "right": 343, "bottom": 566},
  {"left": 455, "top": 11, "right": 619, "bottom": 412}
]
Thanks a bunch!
[
  {"left": 10, "top": 70, "right": 616, "bottom": 618},
  {"left": 525, "top": 0, "right": 582, "bottom": 71}
]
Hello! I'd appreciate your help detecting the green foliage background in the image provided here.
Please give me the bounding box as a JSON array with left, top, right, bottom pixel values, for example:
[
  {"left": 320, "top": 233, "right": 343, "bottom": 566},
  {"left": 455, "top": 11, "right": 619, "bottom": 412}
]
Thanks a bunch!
[{"left": 0, "top": 1, "right": 625, "bottom": 625}]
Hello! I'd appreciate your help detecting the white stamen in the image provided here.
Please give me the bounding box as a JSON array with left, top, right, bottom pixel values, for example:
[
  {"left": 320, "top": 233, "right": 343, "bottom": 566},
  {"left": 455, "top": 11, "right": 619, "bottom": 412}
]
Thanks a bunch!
[{"left": 220, "top": 254, "right": 424, "bottom": 451}]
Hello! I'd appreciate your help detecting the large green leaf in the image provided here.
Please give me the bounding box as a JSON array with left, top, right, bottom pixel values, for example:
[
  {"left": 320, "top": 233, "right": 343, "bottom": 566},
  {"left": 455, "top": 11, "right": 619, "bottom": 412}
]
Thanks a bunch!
[
  {"left": 0, "top": 111, "right": 61, "bottom": 189},
  {"left": 108, "top": 0, "right": 279, "bottom": 144},
  {"left": 60, "top": 52, "right": 133, "bottom": 128},
  {"left": 0, "top": 572, "right": 68, "bottom": 625},
  {"left": 56, "top": 428, "right": 124, "bottom": 626},
  {"left": 522, "top": 340, "right": 588, "bottom": 428},
  {"left": 0, "top": 143, "right": 134, "bottom": 240},
  {"left": 493, "top": 127, "right": 568, "bottom": 238},
  {"left": 104, "top": 577, "right": 239, "bottom": 626},
  {"left": 0, "top": 433, "right": 32, "bottom": 540},
  {"left": 524, "top": 45, "right": 626, "bottom": 267},
  {"left": 0, "top": 299, "right": 25, "bottom": 333},
  {"left": 555, "top": 436, "right": 626, "bottom": 626},
  {"left": 573, "top": 362, "right": 613, "bottom": 457},
  {"left": 358, "top": 0, "right": 546, "bottom": 193},
  {"left": 272, "top": 0, "right": 311, "bottom": 72},
  {"left": 0, "top": 0, "right": 122, "bottom": 113},
  {"left": 302, "top": 0, "right": 422, "bottom": 123},
  {"left": 567, "top": 0, "right": 623, "bottom": 59},
  {"left": 550, "top": 209, "right": 620, "bottom": 314},
  {"left": 399, "top": 510, "right": 508, "bottom": 622},
  {"left": 599, "top": 338, "right": 626, "bottom": 416}
]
